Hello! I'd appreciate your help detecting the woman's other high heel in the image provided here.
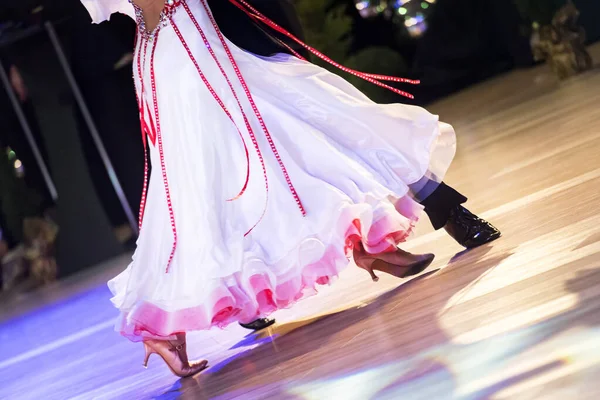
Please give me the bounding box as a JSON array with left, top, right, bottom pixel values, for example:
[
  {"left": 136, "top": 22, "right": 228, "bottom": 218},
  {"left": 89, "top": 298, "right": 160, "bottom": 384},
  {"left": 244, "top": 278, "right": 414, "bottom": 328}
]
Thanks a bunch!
[
  {"left": 142, "top": 334, "right": 208, "bottom": 378},
  {"left": 353, "top": 243, "right": 434, "bottom": 282}
]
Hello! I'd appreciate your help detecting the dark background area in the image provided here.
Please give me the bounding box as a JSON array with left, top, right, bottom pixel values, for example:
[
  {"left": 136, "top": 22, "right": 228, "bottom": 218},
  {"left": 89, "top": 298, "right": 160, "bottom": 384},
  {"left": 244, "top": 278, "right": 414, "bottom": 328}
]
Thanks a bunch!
[{"left": 342, "top": 0, "right": 599, "bottom": 103}]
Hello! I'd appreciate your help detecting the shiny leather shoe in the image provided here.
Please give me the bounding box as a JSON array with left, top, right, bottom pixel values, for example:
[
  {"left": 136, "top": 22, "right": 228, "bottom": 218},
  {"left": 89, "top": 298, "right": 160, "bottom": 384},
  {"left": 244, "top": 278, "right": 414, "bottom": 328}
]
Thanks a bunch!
[
  {"left": 444, "top": 206, "right": 501, "bottom": 249},
  {"left": 239, "top": 318, "right": 276, "bottom": 331}
]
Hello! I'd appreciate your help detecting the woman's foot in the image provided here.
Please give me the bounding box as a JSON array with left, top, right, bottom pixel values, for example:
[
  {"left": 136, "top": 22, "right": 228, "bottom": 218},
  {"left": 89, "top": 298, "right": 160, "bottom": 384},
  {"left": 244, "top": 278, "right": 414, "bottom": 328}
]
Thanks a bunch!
[
  {"left": 143, "top": 334, "right": 208, "bottom": 378},
  {"left": 353, "top": 243, "right": 435, "bottom": 282}
]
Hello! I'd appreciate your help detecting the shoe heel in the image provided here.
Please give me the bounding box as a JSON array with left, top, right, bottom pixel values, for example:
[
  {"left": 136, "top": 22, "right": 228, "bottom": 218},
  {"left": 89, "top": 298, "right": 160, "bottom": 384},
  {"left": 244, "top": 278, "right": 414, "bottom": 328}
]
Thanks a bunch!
[
  {"left": 358, "top": 260, "right": 379, "bottom": 282},
  {"left": 367, "top": 266, "right": 379, "bottom": 282},
  {"left": 143, "top": 343, "right": 154, "bottom": 368}
]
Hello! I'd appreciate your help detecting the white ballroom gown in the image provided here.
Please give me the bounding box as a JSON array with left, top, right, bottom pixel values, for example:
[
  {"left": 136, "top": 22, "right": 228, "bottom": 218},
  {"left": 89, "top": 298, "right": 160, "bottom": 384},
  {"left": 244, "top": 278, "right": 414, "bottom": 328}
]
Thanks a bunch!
[{"left": 82, "top": 0, "right": 456, "bottom": 341}]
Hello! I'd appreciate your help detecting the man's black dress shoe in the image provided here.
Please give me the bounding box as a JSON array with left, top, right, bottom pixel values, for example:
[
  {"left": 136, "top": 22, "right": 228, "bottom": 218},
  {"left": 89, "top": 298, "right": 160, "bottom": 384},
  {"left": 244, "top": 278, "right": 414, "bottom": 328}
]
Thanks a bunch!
[
  {"left": 444, "top": 206, "right": 501, "bottom": 249},
  {"left": 239, "top": 318, "right": 276, "bottom": 331}
]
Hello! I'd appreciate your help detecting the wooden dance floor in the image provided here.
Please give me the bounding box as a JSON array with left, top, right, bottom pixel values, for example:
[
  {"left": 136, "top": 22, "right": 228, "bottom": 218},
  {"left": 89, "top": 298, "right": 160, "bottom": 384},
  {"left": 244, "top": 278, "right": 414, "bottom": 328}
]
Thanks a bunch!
[{"left": 2, "top": 45, "right": 600, "bottom": 399}]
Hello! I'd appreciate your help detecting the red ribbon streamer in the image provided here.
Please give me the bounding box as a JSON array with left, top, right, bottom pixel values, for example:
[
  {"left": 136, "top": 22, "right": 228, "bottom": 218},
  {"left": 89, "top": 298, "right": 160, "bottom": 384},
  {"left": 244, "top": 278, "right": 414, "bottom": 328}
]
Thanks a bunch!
[
  {"left": 226, "top": 0, "right": 420, "bottom": 99},
  {"left": 134, "top": 35, "right": 151, "bottom": 231}
]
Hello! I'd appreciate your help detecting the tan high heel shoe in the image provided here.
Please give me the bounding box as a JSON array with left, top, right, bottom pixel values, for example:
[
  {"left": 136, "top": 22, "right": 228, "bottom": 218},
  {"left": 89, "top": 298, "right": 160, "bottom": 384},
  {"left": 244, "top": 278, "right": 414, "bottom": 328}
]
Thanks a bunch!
[
  {"left": 353, "top": 243, "right": 435, "bottom": 282},
  {"left": 142, "top": 334, "right": 208, "bottom": 378}
]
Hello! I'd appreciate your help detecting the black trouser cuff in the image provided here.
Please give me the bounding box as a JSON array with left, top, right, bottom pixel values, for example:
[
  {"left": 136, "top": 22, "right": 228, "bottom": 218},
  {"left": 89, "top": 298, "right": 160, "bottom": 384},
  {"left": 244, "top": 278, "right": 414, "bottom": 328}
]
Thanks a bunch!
[{"left": 421, "top": 182, "right": 468, "bottom": 230}]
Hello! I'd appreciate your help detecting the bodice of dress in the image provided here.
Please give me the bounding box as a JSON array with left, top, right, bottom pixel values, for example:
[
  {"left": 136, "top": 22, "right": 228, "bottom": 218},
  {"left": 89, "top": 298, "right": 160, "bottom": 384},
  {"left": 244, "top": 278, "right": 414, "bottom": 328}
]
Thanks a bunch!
[
  {"left": 80, "top": 0, "right": 136, "bottom": 23},
  {"left": 130, "top": 0, "right": 185, "bottom": 39}
]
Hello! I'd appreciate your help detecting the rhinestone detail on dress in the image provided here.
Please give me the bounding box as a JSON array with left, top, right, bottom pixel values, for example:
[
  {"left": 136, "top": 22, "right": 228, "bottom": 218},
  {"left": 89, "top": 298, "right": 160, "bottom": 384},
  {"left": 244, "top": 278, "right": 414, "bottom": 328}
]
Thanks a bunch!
[{"left": 128, "top": 0, "right": 182, "bottom": 40}]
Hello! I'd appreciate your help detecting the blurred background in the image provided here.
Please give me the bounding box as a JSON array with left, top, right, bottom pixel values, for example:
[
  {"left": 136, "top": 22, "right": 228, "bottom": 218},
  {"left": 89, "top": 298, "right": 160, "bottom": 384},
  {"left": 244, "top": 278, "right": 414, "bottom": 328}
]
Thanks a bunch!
[{"left": 0, "top": 0, "right": 597, "bottom": 294}]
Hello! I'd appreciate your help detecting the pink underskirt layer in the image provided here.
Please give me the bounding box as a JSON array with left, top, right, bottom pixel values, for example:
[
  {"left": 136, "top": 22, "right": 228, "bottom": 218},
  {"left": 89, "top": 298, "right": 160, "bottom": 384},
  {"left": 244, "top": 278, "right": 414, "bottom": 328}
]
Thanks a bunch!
[{"left": 113, "top": 196, "right": 420, "bottom": 342}]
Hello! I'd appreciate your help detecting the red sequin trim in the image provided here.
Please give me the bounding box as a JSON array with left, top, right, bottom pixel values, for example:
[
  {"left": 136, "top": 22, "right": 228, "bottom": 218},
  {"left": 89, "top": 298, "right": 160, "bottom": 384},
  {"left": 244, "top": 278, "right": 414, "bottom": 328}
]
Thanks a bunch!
[{"left": 134, "top": 32, "right": 151, "bottom": 231}]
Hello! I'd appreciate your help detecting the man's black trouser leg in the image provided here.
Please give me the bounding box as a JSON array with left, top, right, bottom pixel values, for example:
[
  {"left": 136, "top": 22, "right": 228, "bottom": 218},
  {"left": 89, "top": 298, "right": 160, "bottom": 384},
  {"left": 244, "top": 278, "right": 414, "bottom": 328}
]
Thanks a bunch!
[{"left": 420, "top": 182, "right": 468, "bottom": 230}]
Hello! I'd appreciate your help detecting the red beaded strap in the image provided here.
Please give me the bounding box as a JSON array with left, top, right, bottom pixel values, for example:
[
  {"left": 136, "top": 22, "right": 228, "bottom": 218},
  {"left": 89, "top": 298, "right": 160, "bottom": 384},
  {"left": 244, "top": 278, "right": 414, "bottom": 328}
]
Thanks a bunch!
[
  {"left": 134, "top": 33, "right": 152, "bottom": 231},
  {"left": 146, "top": 30, "right": 178, "bottom": 273},
  {"left": 134, "top": 30, "right": 178, "bottom": 272},
  {"left": 227, "top": 0, "right": 420, "bottom": 99},
  {"left": 197, "top": 0, "right": 306, "bottom": 218}
]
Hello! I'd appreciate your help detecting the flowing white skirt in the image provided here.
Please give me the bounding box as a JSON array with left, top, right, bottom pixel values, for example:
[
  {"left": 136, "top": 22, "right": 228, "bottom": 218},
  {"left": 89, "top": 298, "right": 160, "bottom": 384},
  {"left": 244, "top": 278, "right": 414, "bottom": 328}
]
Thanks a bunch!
[{"left": 106, "top": 0, "right": 456, "bottom": 341}]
